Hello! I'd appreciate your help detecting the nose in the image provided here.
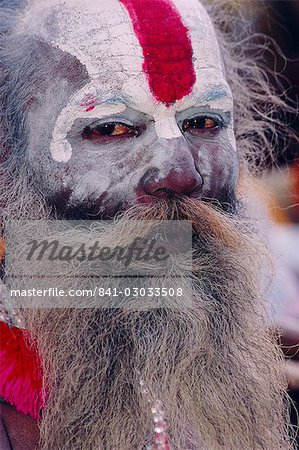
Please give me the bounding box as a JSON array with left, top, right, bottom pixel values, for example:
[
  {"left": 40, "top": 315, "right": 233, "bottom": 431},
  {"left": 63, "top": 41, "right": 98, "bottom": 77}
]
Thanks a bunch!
[
  {"left": 137, "top": 138, "right": 203, "bottom": 200},
  {"left": 141, "top": 166, "right": 202, "bottom": 199}
]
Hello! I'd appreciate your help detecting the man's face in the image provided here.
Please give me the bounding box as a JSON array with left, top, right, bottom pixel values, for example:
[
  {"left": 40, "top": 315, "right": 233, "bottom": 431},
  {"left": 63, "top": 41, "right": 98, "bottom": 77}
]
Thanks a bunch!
[{"left": 20, "top": 0, "right": 239, "bottom": 218}]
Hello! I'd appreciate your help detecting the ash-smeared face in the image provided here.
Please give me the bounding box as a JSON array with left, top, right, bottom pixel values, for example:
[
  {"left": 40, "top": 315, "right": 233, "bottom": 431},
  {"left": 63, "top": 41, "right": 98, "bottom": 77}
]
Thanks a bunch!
[{"left": 18, "top": 0, "right": 239, "bottom": 218}]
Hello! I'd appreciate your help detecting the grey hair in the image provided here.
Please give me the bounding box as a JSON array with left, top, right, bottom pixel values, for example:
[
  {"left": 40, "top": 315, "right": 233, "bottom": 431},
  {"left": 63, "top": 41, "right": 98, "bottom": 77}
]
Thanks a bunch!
[{"left": 203, "top": 0, "right": 297, "bottom": 172}]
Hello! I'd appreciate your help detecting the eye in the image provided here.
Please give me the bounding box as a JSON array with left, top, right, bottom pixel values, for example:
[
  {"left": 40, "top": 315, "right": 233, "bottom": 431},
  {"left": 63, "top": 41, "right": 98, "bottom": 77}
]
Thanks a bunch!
[
  {"left": 182, "top": 116, "right": 221, "bottom": 134},
  {"left": 82, "top": 122, "right": 138, "bottom": 140}
]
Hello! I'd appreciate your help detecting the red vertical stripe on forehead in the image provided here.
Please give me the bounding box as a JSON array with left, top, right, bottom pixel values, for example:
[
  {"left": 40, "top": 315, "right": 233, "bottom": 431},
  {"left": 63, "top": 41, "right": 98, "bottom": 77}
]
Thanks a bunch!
[{"left": 120, "top": 0, "right": 196, "bottom": 106}]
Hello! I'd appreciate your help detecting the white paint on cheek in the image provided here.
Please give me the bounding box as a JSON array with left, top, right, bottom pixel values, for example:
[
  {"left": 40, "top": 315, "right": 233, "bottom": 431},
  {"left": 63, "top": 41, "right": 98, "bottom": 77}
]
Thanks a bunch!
[
  {"left": 153, "top": 105, "right": 182, "bottom": 140},
  {"left": 50, "top": 84, "right": 126, "bottom": 162},
  {"left": 69, "top": 170, "right": 111, "bottom": 203}
]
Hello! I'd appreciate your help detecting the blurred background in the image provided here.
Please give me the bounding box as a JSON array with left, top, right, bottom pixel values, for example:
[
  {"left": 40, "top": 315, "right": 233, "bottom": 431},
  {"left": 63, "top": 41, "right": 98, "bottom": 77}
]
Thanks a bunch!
[{"left": 233, "top": 0, "right": 299, "bottom": 445}]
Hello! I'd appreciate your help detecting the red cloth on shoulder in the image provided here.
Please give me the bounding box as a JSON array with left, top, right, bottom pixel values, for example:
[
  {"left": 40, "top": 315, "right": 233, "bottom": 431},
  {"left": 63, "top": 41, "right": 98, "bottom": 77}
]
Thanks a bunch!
[{"left": 0, "top": 321, "right": 43, "bottom": 420}]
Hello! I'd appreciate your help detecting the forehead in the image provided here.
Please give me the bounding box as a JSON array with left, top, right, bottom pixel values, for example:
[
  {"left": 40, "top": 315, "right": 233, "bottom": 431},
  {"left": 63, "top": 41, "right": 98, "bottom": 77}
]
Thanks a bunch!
[{"left": 18, "top": 0, "right": 226, "bottom": 109}]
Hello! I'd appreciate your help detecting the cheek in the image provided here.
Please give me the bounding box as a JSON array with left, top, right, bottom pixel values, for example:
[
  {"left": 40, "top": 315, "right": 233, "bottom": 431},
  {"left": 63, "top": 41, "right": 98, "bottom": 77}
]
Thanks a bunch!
[
  {"left": 61, "top": 135, "right": 157, "bottom": 205},
  {"left": 191, "top": 138, "right": 239, "bottom": 197}
]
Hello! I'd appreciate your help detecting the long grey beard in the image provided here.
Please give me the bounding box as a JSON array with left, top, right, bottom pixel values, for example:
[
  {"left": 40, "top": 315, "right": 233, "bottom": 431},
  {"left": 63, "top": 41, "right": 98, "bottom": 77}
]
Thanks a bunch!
[{"left": 14, "top": 197, "right": 292, "bottom": 450}]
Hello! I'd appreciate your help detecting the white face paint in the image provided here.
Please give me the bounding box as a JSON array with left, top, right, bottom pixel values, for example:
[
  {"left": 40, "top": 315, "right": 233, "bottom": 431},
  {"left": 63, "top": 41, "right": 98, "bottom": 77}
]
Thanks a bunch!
[{"left": 18, "top": 0, "right": 235, "bottom": 163}]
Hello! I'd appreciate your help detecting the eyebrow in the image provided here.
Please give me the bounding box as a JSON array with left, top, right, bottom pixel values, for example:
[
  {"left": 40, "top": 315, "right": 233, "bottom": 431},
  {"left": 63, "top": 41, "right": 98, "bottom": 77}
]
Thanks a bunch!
[
  {"left": 88, "top": 87, "right": 231, "bottom": 116},
  {"left": 191, "top": 86, "right": 232, "bottom": 104},
  {"left": 101, "top": 94, "right": 132, "bottom": 106}
]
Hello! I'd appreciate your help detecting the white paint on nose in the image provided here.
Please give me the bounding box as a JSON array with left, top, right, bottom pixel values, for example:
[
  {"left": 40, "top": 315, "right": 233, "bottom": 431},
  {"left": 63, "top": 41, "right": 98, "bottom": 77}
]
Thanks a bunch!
[{"left": 154, "top": 106, "right": 182, "bottom": 140}]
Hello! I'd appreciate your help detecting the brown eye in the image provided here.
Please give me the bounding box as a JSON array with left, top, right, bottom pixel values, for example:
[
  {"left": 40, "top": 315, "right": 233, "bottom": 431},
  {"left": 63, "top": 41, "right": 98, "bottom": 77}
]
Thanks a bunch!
[
  {"left": 82, "top": 122, "right": 137, "bottom": 139},
  {"left": 182, "top": 116, "right": 220, "bottom": 133}
]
